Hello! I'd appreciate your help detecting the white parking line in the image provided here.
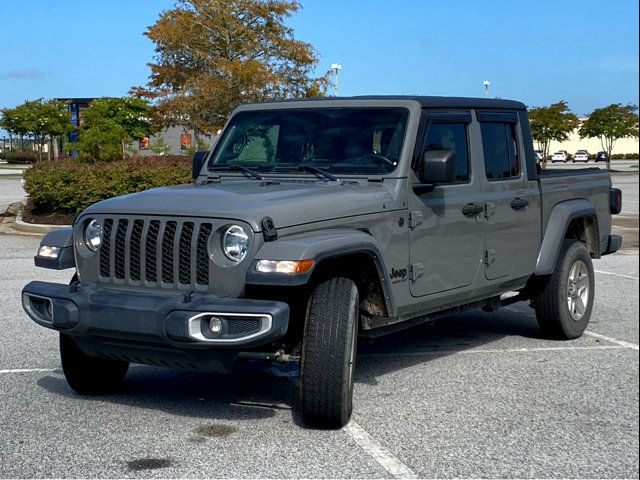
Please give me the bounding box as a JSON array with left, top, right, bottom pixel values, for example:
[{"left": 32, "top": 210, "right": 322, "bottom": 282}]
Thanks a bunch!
[
  {"left": 358, "top": 345, "right": 627, "bottom": 358},
  {"left": 344, "top": 421, "right": 418, "bottom": 479},
  {"left": 286, "top": 376, "right": 418, "bottom": 478},
  {"left": 584, "top": 331, "right": 639, "bottom": 350},
  {"left": 0, "top": 368, "right": 58, "bottom": 374},
  {"left": 594, "top": 269, "right": 639, "bottom": 280},
  {"left": 612, "top": 225, "right": 638, "bottom": 231}
]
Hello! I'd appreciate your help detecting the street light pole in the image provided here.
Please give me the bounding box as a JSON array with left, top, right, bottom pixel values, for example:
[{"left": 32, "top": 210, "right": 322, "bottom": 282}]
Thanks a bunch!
[
  {"left": 483, "top": 80, "right": 490, "bottom": 97},
  {"left": 331, "top": 63, "right": 342, "bottom": 97}
]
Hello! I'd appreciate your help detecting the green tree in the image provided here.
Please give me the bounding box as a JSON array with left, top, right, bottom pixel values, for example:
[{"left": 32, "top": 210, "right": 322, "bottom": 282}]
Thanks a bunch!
[
  {"left": 80, "top": 97, "right": 153, "bottom": 161},
  {"left": 77, "top": 122, "right": 124, "bottom": 162},
  {"left": 36, "top": 100, "right": 73, "bottom": 160},
  {"left": 579, "top": 103, "right": 639, "bottom": 170},
  {"left": 528, "top": 101, "right": 579, "bottom": 163},
  {"left": 0, "top": 106, "right": 22, "bottom": 149},
  {"left": 149, "top": 136, "right": 171, "bottom": 155},
  {"left": 1, "top": 99, "right": 71, "bottom": 158},
  {"left": 132, "top": 0, "right": 328, "bottom": 133}
]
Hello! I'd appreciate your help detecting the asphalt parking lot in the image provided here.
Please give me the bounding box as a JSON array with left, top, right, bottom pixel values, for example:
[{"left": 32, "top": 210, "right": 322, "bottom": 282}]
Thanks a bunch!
[{"left": 0, "top": 170, "right": 638, "bottom": 479}]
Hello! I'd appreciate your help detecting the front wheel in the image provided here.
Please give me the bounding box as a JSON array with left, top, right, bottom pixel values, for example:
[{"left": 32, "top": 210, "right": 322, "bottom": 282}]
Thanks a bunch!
[
  {"left": 532, "top": 240, "right": 595, "bottom": 339},
  {"left": 300, "top": 277, "right": 359, "bottom": 428},
  {"left": 60, "top": 333, "right": 129, "bottom": 394}
]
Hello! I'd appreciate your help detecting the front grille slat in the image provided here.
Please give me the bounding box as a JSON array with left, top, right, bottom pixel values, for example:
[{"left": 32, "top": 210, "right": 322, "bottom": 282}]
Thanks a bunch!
[
  {"left": 161, "top": 221, "right": 178, "bottom": 284},
  {"left": 114, "top": 219, "right": 129, "bottom": 279},
  {"left": 97, "top": 216, "right": 214, "bottom": 290},
  {"left": 196, "top": 223, "right": 213, "bottom": 286},
  {"left": 178, "top": 222, "right": 195, "bottom": 285},
  {"left": 99, "top": 219, "right": 113, "bottom": 278},
  {"left": 145, "top": 220, "right": 161, "bottom": 283},
  {"left": 109, "top": 218, "right": 118, "bottom": 280},
  {"left": 130, "top": 220, "right": 144, "bottom": 281}
]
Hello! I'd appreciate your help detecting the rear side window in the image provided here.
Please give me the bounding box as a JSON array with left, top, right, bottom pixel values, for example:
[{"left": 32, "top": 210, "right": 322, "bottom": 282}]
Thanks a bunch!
[
  {"left": 421, "top": 123, "right": 470, "bottom": 183},
  {"left": 480, "top": 122, "right": 520, "bottom": 180}
]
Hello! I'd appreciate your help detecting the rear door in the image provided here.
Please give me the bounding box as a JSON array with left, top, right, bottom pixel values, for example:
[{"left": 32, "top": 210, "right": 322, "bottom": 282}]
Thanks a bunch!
[
  {"left": 408, "top": 111, "right": 485, "bottom": 297},
  {"left": 477, "top": 111, "right": 540, "bottom": 281}
]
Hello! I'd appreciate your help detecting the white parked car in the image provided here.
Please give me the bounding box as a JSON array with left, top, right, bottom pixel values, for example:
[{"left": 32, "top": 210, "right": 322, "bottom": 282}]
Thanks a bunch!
[
  {"left": 551, "top": 151, "right": 568, "bottom": 162},
  {"left": 573, "top": 150, "right": 589, "bottom": 163}
]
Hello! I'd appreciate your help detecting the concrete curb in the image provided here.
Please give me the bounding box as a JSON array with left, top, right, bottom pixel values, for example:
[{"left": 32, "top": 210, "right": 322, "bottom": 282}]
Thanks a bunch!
[{"left": 13, "top": 210, "right": 70, "bottom": 235}]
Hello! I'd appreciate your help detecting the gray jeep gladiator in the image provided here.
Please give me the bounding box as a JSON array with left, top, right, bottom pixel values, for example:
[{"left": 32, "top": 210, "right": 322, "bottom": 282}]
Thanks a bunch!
[{"left": 23, "top": 96, "right": 622, "bottom": 428}]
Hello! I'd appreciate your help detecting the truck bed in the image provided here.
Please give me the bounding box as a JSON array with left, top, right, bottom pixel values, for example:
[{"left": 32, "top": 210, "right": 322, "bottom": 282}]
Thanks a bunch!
[{"left": 538, "top": 167, "right": 612, "bottom": 245}]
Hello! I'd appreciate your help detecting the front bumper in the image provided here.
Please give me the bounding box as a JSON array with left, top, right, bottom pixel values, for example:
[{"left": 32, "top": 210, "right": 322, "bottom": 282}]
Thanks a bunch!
[{"left": 22, "top": 281, "right": 289, "bottom": 372}]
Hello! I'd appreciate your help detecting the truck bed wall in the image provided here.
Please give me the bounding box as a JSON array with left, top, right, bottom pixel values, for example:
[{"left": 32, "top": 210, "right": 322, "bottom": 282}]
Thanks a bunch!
[{"left": 539, "top": 168, "right": 612, "bottom": 244}]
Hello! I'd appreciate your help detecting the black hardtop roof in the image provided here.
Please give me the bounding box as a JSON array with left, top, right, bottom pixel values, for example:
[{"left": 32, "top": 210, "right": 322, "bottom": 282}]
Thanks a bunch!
[{"left": 260, "top": 95, "right": 527, "bottom": 110}]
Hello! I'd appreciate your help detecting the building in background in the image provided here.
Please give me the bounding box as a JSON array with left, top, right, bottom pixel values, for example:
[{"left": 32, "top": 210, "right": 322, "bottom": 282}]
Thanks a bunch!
[
  {"left": 130, "top": 125, "right": 214, "bottom": 155},
  {"left": 55, "top": 97, "right": 213, "bottom": 156},
  {"left": 545, "top": 118, "right": 639, "bottom": 156}
]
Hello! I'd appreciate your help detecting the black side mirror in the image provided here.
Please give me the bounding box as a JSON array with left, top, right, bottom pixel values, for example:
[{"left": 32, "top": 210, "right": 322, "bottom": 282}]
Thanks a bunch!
[
  {"left": 413, "top": 150, "right": 456, "bottom": 194},
  {"left": 192, "top": 150, "right": 209, "bottom": 180},
  {"left": 422, "top": 150, "right": 455, "bottom": 183}
]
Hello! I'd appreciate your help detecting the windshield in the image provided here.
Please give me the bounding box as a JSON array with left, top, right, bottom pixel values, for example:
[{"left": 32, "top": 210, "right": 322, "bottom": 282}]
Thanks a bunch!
[{"left": 208, "top": 108, "right": 409, "bottom": 175}]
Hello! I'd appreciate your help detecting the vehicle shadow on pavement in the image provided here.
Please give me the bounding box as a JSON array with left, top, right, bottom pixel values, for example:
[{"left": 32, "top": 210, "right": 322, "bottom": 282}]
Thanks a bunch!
[
  {"left": 36, "top": 305, "right": 541, "bottom": 427},
  {"left": 355, "top": 305, "right": 542, "bottom": 386},
  {"left": 37, "top": 364, "right": 307, "bottom": 425}
]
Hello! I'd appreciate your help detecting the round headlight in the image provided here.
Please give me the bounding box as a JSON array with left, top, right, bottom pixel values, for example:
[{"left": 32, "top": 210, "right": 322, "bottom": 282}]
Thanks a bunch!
[
  {"left": 221, "top": 225, "right": 248, "bottom": 262},
  {"left": 83, "top": 219, "right": 102, "bottom": 252}
]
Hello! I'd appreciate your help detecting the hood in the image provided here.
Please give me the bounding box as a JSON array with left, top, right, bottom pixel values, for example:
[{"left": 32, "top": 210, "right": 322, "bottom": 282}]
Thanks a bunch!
[{"left": 82, "top": 180, "right": 395, "bottom": 231}]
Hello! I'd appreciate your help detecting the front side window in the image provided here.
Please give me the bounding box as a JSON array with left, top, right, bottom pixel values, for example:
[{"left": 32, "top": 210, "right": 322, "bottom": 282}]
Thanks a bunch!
[
  {"left": 480, "top": 122, "right": 520, "bottom": 180},
  {"left": 420, "top": 122, "right": 470, "bottom": 183},
  {"left": 208, "top": 108, "right": 409, "bottom": 175}
]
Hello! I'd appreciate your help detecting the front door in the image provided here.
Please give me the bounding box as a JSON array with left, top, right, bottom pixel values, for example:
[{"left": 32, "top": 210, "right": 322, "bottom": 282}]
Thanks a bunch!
[{"left": 409, "top": 112, "right": 485, "bottom": 297}]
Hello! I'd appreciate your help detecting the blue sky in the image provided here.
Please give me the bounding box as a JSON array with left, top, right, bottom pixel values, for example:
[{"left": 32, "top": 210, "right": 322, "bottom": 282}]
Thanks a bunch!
[{"left": 0, "top": 0, "right": 638, "bottom": 122}]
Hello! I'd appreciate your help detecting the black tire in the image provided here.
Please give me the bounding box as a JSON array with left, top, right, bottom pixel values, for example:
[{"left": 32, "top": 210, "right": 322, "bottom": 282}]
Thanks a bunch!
[
  {"left": 300, "top": 277, "right": 359, "bottom": 428},
  {"left": 60, "top": 333, "right": 129, "bottom": 395},
  {"left": 532, "top": 240, "right": 595, "bottom": 339}
]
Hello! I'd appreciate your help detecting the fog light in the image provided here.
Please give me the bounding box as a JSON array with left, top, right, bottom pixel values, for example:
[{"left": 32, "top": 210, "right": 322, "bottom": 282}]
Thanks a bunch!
[{"left": 208, "top": 316, "right": 223, "bottom": 335}]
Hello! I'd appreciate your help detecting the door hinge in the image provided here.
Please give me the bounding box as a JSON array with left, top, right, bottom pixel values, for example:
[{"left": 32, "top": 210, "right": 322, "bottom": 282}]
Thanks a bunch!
[
  {"left": 484, "top": 250, "right": 496, "bottom": 265},
  {"left": 410, "top": 263, "right": 424, "bottom": 281},
  {"left": 409, "top": 211, "right": 423, "bottom": 228},
  {"left": 484, "top": 202, "right": 496, "bottom": 219},
  {"left": 261, "top": 216, "right": 278, "bottom": 242}
]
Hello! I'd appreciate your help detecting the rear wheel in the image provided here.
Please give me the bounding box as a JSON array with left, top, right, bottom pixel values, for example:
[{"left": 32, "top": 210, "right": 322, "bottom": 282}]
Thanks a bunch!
[
  {"left": 532, "top": 240, "right": 594, "bottom": 339},
  {"left": 60, "top": 333, "right": 129, "bottom": 394},
  {"left": 300, "top": 277, "right": 359, "bottom": 428}
]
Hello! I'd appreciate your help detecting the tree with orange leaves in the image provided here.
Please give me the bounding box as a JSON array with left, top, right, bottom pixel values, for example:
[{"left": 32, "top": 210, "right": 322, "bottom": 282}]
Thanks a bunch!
[{"left": 132, "top": 0, "right": 328, "bottom": 133}]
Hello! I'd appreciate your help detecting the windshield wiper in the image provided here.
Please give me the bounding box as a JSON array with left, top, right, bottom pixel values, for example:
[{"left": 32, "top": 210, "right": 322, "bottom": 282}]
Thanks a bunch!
[
  {"left": 274, "top": 165, "right": 339, "bottom": 182},
  {"left": 210, "top": 165, "right": 263, "bottom": 180}
]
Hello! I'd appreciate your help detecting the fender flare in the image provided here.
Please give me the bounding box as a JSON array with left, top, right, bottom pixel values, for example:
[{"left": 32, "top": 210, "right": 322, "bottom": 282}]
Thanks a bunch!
[
  {"left": 535, "top": 199, "right": 598, "bottom": 275},
  {"left": 246, "top": 228, "right": 395, "bottom": 315}
]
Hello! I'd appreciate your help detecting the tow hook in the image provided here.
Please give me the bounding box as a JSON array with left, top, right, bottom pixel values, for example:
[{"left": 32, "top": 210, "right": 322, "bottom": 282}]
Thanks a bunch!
[{"left": 238, "top": 349, "right": 301, "bottom": 363}]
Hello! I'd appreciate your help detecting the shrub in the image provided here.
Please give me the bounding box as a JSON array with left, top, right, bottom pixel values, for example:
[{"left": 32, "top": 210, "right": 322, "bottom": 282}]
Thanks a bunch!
[
  {"left": 5, "top": 150, "right": 39, "bottom": 164},
  {"left": 77, "top": 123, "right": 124, "bottom": 162},
  {"left": 24, "top": 155, "right": 191, "bottom": 216}
]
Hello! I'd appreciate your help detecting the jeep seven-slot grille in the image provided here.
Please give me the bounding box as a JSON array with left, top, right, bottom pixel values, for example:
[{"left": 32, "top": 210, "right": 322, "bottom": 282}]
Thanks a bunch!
[{"left": 99, "top": 218, "right": 213, "bottom": 289}]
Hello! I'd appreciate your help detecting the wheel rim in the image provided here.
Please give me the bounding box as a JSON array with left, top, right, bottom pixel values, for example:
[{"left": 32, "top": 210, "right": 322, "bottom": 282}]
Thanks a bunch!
[{"left": 567, "top": 260, "right": 590, "bottom": 321}]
